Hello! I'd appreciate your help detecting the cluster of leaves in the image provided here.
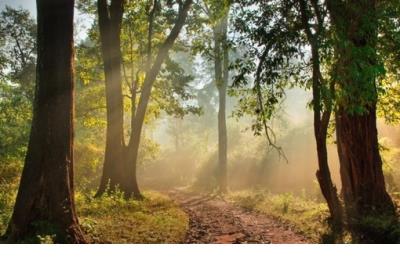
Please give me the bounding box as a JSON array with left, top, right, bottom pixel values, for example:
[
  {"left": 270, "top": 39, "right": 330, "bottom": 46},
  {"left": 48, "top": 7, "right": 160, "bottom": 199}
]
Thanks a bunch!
[
  {"left": 188, "top": 0, "right": 231, "bottom": 57},
  {"left": 76, "top": 0, "right": 201, "bottom": 127},
  {"left": 229, "top": 0, "right": 400, "bottom": 121},
  {"left": 229, "top": 0, "right": 307, "bottom": 158},
  {"left": 0, "top": 7, "right": 36, "bottom": 180},
  {"left": 377, "top": 0, "right": 400, "bottom": 123}
]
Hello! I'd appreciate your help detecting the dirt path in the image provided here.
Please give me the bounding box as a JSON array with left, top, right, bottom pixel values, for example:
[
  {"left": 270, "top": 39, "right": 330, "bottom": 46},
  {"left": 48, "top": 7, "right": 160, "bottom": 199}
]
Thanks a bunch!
[{"left": 169, "top": 190, "right": 308, "bottom": 244}]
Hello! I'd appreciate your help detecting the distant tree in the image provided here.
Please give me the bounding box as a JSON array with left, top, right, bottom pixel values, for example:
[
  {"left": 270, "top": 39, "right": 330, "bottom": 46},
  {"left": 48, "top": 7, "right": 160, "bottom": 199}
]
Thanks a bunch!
[
  {"left": 190, "top": 0, "right": 231, "bottom": 193},
  {"left": 210, "top": 1, "right": 230, "bottom": 193},
  {"left": 5, "top": 0, "right": 86, "bottom": 243}
]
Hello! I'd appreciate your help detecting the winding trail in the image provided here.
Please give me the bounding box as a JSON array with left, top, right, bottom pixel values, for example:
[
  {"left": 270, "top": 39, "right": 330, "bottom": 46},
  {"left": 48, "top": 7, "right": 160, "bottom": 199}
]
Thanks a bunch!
[{"left": 169, "top": 190, "right": 308, "bottom": 244}]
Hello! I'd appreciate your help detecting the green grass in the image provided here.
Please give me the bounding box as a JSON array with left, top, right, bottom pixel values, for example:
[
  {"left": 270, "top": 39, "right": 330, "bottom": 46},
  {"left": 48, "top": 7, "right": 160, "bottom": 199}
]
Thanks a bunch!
[
  {"left": 228, "top": 190, "right": 400, "bottom": 243},
  {"left": 77, "top": 190, "right": 189, "bottom": 243},
  {"left": 228, "top": 190, "right": 350, "bottom": 243},
  {"left": 0, "top": 184, "right": 188, "bottom": 243}
]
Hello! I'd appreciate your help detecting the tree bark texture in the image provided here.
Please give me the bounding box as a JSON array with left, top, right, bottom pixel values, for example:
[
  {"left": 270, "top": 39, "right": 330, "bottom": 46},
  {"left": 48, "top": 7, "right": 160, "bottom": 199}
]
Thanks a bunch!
[{"left": 5, "top": 0, "right": 86, "bottom": 243}]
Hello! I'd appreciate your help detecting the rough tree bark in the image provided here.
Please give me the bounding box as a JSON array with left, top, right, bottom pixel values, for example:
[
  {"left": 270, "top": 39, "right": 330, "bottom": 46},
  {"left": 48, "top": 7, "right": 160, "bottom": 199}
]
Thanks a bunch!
[
  {"left": 299, "top": 0, "right": 343, "bottom": 226},
  {"left": 96, "top": 0, "right": 127, "bottom": 196},
  {"left": 327, "top": 0, "right": 395, "bottom": 220},
  {"left": 213, "top": 13, "right": 229, "bottom": 194},
  {"left": 5, "top": 0, "right": 86, "bottom": 243},
  {"left": 125, "top": 0, "right": 193, "bottom": 197}
]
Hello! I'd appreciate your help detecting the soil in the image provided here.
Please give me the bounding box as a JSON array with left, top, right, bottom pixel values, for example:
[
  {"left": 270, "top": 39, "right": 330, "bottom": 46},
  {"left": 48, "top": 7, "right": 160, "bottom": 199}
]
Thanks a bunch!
[{"left": 168, "top": 190, "right": 308, "bottom": 244}]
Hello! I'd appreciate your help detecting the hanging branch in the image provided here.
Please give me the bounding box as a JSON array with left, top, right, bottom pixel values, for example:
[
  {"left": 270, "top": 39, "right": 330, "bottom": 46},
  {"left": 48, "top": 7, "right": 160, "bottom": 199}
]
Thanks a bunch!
[{"left": 254, "top": 48, "right": 288, "bottom": 162}]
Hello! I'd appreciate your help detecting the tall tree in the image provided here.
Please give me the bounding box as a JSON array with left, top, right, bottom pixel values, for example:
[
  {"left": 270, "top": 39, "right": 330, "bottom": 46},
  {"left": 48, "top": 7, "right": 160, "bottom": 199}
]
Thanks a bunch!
[
  {"left": 96, "top": 0, "right": 127, "bottom": 196},
  {"left": 5, "top": 0, "right": 86, "bottom": 243},
  {"left": 191, "top": 0, "right": 230, "bottom": 193},
  {"left": 298, "top": 0, "right": 343, "bottom": 227},
  {"left": 231, "top": 0, "right": 344, "bottom": 225},
  {"left": 212, "top": 2, "right": 230, "bottom": 193},
  {"left": 125, "top": 0, "right": 194, "bottom": 197},
  {"left": 95, "top": 0, "right": 194, "bottom": 198},
  {"left": 326, "top": 0, "right": 395, "bottom": 221}
]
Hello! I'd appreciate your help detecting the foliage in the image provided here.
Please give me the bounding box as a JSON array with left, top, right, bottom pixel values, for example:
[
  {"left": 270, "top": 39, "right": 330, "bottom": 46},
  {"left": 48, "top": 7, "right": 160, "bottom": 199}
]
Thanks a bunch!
[
  {"left": 377, "top": 0, "right": 400, "bottom": 121},
  {"left": 378, "top": 68, "right": 400, "bottom": 124},
  {"left": 380, "top": 137, "right": 400, "bottom": 192},
  {"left": 0, "top": 7, "right": 36, "bottom": 181},
  {"left": 229, "top": 0, "right": 308, "bottom": 159},
  {"left": 0, "top": 6, "right": 36, "bottom": 88},
  {"left": 0, "top": 180, "right": 17, "bottom": 235},
  {"left": 355, "top": 214, "right": 400, "bottom": 243},
  {"left": 74, "top": 142, "right": 105, "bottom": 191}
]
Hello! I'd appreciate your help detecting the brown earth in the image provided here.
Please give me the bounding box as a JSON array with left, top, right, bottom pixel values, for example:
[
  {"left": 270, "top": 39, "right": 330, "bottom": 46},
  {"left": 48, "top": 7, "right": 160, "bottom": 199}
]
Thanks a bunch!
[{"left": 168, "top": 190, "right": 308, "bottom": 244}]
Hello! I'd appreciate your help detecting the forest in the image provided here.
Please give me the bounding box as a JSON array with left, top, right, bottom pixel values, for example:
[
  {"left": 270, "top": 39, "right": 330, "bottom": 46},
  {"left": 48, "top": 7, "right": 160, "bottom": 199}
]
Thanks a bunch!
[{"left": 0, "top": 0, "right": 400, "bottom": 244}]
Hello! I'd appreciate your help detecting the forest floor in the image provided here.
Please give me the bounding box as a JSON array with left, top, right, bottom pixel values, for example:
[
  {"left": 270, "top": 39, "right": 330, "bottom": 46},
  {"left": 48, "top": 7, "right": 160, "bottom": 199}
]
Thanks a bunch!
[{"left": 168, "top": 190, "right": 308, "bottom": 244}]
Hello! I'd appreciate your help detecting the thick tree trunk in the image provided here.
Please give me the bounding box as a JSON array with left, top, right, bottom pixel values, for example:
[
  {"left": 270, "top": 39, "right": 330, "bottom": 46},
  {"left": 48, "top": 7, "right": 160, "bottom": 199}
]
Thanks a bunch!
[
  {"left": 96, "top": 0, "right": 127, "bottom": 196},
  {"left": 5, "top": 0, "right": 86, "bottom": 243},
  {"left": 327, "top": 0, "right": 395, "bottom": 220},
  {"left": 125, "top": 0, "right": 193, "bottom": 197},
  {"left": 214, "top": 14, "right": 229, "bottom": 194},
  {"left": 336, "top": 106, "right": 395, "bottom": 218}
]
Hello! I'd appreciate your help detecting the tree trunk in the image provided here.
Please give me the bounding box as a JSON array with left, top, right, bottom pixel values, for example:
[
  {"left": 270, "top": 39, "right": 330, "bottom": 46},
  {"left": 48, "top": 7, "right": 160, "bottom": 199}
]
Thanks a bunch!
[
  {"left": 327, "top": 0, "right": 395, "bottom": 220},
  {"left": 5, "top": 0, "right": 86, "bottom": 243},
  {"left": 214, "top": 13, "right": 229, "bottom": 194},
  {"left": 96, "top": 0, "right": 127, "bottom": 196},
  {"left": 335, "top": 106, "right": 395, "bottom": 218},
  {"left": 298, "top": 0, "right": 343, "bottom": 226},
  {"left": 313, "top": 60, "right": 343, "bottom": 227},
  {"left": 314, "top": 108, "right": 343, "bottom": 226},
  {"left": 125, "top": 0, "right": 193, "bottom": 198}
]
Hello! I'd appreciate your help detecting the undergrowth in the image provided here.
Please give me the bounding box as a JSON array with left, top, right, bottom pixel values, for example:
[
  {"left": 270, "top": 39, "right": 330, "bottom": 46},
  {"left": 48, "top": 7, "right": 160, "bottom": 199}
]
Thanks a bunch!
[
  {"left": 0, "top": 180, "right": 17, "bottom": 235},
  {"left": 229, "top": 190, "right": 400, "bottom": 243},
  {"left": 77, "top": 190, "right": 188, "bottom": 243},
  {"left": 228, "top": 190, "right": 350, "bottom": 243},
  {"left": 0, "top": 183, "right": 188, "bottom": 243}
]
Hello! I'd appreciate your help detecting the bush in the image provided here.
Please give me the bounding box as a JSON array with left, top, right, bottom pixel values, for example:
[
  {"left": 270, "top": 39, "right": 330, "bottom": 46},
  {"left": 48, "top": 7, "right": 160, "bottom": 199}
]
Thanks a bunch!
[
  {"left": 0, "top": 156, "right": 23, "bottom": 182},
  {"left": 356, "top": 215, "right": 400, "bottom": 243},
  {"left": 74, "top": 142, "right": 104, "bottom": 191}
]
